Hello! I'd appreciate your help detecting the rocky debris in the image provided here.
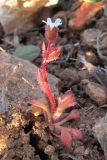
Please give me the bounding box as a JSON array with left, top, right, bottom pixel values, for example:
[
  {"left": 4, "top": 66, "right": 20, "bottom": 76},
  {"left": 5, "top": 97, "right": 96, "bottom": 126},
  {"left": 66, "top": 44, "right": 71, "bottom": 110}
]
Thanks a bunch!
[
  {"left": 79, "top": 55, "right": 107, "bottom": 88},
  {"left": 44, "top": 145, "right": 55, "bottom": 155},
  {"left": 74, "top": 146, "right": 92, "bottom": 160},
  {"left": 81, "top": 28, "right": 107, "bottom": 49},
  {"left": 0, "top": 51, "right": 59, "bottom": 113},
  {"left": 0, "top": 0, "right": 48, "bottom": 34},
  {"left": 78, "top": 70, "right": 89, "bottom": 81},
  {"left": 74, "top": 146, "right": 85, "bottom": 155},
  {"left": 59, "top": 68, "right": 89, "bottom": 85},
  {"left": 81, "top": 79, "right": 107, "bottom": 105},
  {"left": 93, "top": 113, "right": 107, "bottom": 160},
  {"left": 0, "top": 51, "right": 59, "bottom": 159},
  {"left": 0, "top": 108, "right": 37, "bottom": 160},
  {"left": 51, "top": 154, "right": 59, "bottom": 160},
  {"left": 84, "top": 51, "right": 99, "bottom": 65},
  {"left": 96, "top": 17, "right": 107, "bottom": 32},
  {"left": 59, "top": 68, "right": 79, "bottom": 84}
]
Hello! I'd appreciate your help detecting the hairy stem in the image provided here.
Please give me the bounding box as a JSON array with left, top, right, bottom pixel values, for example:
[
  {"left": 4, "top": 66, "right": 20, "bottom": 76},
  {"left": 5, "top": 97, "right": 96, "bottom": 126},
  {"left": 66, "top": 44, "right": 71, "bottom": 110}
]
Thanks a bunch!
[{"left": 42, "top": 46, "right": 56, "bottom": 111}]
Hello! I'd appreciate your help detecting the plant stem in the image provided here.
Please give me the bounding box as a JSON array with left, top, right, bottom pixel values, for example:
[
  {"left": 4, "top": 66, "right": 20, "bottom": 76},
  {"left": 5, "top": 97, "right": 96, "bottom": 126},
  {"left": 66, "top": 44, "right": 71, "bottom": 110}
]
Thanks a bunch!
[{"left": 42, "top": 46, "right": 56, "bottom": 111}]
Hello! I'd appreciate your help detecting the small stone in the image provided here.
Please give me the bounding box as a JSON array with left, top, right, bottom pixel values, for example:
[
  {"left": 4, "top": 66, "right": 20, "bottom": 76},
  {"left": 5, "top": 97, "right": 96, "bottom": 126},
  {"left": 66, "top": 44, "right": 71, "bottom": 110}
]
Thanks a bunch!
[
  {"left": 93, "top": 113, "right": 107, "bottom": 159},
  {"left": 0, "top": 0, "right": 48, "bottom": 34},
  {"left": 81, "top": 28, "right": 107, "bottom": 50},
  {"left": 35, "top": 155, "right": 41, "bottom": 160},
  {"left": 44, "top": 145, "right": 55, "bottom": 156},
  {"left": 59, "top": 68, "right": 79, "bottom": 85},
  {"left": 0, "top": 117, "right": 5, "bottom": 126},
  {"left": 74, "top": 146, "right": 85, "bottom": 155},
  {"left": 0, "top": 51, "right": 59, "bottom": 158},
  {"left": 81, "top": 79, "right": 107, "bottom": 105},
  {"left": 79, "top": 123, "right": 85, "bottom": 128},
  {"left": 51, "top": 154, "right": 59, "bottom": 160},
  {"left": 81, "top": 28, "right": 99, "bottom": 48},
  {"left": 84, "top": 148, "right": 90, "bottom": 156},
  {"left": 0, "top": 137, "right": 7, "bottom": 155},
  {"left": 0, "top": 51, "right": 59, "bottom": 113}
]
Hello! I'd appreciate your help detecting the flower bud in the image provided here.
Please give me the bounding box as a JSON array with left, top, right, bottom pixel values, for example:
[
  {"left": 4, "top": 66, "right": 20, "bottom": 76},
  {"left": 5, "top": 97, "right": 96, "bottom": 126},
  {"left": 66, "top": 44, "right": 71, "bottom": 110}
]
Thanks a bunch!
[
  {"left": 45, "top": 25, "right": 58, "bottom": 42},
  {"left": 42, "top": 18, "right": 62, "bottom": 43}
]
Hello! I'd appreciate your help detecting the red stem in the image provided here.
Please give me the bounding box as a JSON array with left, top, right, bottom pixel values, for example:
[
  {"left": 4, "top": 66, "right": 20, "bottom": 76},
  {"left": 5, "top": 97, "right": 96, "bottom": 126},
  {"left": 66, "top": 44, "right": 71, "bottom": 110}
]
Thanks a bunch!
[{"left": 42, "top": 44, "right": 56, "bottom": 111}]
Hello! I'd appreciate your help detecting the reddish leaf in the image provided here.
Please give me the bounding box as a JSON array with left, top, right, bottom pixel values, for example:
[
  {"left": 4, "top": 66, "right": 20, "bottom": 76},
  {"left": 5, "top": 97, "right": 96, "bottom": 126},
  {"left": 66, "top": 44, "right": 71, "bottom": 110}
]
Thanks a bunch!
[
  {"left": 53, "top": 90, "right": 76, "bottom": 121},
  {"left": 57, "top": 110, "right": 80, "bottom": 125},
  {"left": 72, "top": 2, "right": 104, "bottom": 28},
  {"left": 66, "top": 110, "right": 80, "bottom": 121},
  {"left": 54, "top": 110, "right": 80, "bottom": 125},
  {"left": 60, "top": 128, "right": 72, "bottom": 148},
  {"left": 71, "top": 128, "right": 83, "bottom": 140},
  {"left": 58, "top": 90, "right": 76, "bottom": 108},
  {"left": 46, "top": 47, "right": 61, "bottom": 63},
  {"left": 29, "top": 99, "right": 50, "bottom": 118},
  {"left": 58, "top": 126, "right": 73, "bottom": 133}
]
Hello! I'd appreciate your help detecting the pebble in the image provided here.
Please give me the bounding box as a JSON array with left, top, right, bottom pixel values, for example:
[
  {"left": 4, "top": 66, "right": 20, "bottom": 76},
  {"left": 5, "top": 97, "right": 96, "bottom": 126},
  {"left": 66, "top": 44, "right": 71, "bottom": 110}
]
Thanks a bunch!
[
  {"left": 44, "top": 145, "right": 55, "bottom": 155},
  {"left": 93, "top": 113, "right": 107, "bottom": 160},
  {"left": 81, "top": 28, "right": 107, "bottom": 49},
  {"left": 81, "top": 79, "right": 107, "bottom": 105}
]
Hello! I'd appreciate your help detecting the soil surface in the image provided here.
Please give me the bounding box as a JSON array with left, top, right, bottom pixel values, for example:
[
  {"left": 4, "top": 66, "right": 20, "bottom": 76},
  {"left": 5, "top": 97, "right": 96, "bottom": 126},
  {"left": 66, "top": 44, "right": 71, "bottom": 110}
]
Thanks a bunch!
[{"left": 0, "top": 0, "right": 107, "bottom": 160}]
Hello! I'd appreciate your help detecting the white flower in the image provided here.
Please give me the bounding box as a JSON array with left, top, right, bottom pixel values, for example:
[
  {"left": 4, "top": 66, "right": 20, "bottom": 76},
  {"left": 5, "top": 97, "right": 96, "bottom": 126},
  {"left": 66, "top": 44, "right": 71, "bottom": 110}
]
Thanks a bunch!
[{"left": 42, "top": 18, "right": 62, "bottom": 29}]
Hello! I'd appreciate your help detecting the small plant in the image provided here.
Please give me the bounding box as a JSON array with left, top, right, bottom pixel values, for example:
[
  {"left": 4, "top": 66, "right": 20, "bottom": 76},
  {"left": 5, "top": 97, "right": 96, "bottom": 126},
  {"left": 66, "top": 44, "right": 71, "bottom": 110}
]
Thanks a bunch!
[{"left": 29, "top": 18, "right": 83, "bottom": 148}]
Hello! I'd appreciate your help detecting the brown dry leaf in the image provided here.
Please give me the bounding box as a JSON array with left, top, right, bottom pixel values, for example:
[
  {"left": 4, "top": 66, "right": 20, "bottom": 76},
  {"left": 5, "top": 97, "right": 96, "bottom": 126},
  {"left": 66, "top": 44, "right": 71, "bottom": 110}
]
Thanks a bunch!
[{"left": 69, "top": 2, "right": 104, "bottom": 28}]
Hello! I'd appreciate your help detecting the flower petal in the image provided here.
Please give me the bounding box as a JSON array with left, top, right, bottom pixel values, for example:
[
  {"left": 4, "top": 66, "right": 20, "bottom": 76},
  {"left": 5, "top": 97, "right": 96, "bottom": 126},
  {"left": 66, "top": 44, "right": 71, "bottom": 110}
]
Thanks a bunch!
[
  {"left": 42, "top": 20, "right": 47, "bottom": 24},
  {"left": 42, "top": 18, "right": 62, "bottom": 29},
  {"left": 47, "top": 18, "right": 52, "bottom": 25},
  {"left": 54, "top": 18, "right": 62, "bottom": 27}
]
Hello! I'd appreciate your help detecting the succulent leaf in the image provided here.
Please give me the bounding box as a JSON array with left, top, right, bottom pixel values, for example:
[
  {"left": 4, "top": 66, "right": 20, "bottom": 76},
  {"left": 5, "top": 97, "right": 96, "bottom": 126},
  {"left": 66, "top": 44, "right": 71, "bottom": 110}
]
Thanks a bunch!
[
  {"left": 14, "top": 45, "right": 40, "bottom": 61},
  {"left": 46, "top": 47, "right": 61, "bottom": 63},
  {"left": 53, "top": 90, "right": 76, "bottom": 121},
  {"left": 66, "top": 110, "right": 80, "bottom": 121},
  {"left": 55, "top": 110, "right": 80, "bottom": 125},
  {"left": 60, "top": 128, "right": 72, "bottom": 148},
  {"left": 29, "top": 99, "right": 51, "bottom": 119},
  {"left": 71, "top": 128, "right": 83, "bottom": 140}
]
